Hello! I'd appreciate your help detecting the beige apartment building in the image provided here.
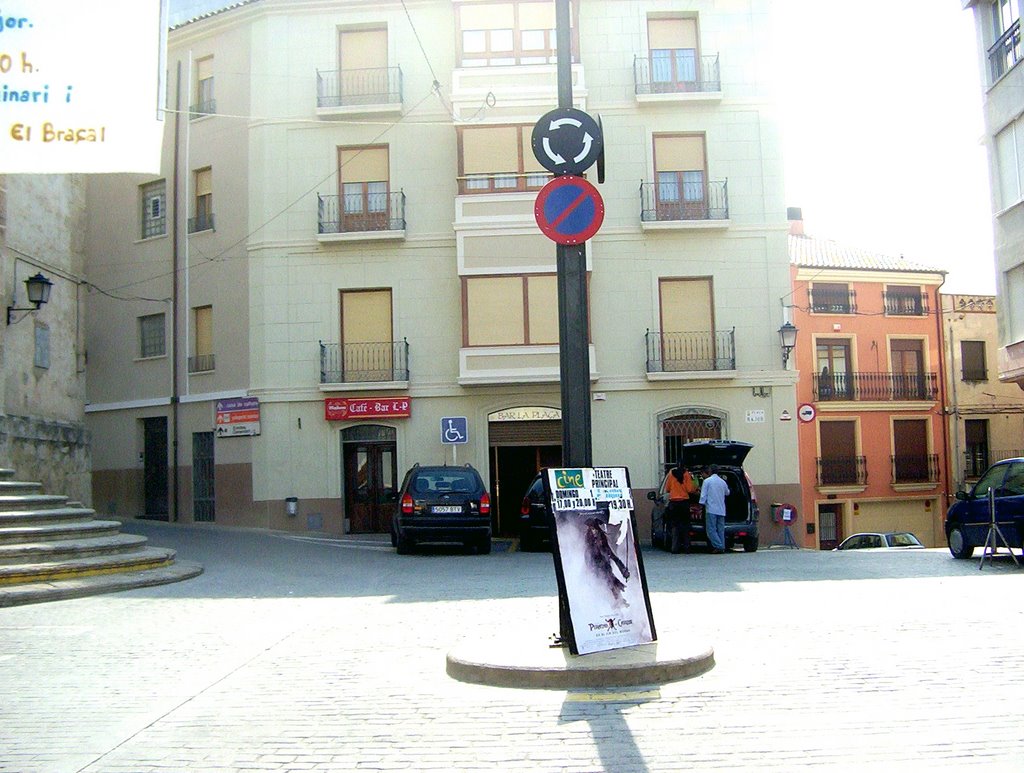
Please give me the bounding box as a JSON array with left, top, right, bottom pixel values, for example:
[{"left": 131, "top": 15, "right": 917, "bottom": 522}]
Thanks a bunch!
[
  {"left": 84, "top": 0, "right": 799, "bottom": 540},
  {"left": 963, "top": 1, "right": 1024, "bottom": 387},
  {"left": 942, "top": 293, "right": 1024, "bottom": 490}
]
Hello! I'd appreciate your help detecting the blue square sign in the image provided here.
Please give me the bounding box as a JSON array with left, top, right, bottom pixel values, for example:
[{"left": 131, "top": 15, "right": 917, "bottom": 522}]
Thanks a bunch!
[{"left": 441, "top": 417, "right": 468, "bottom": 444}]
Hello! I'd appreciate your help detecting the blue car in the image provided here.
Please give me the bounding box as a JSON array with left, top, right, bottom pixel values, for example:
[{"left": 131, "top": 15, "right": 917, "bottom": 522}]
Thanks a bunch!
[{"left": 945, "top": 457, "right": 1024, "bottom": 559}]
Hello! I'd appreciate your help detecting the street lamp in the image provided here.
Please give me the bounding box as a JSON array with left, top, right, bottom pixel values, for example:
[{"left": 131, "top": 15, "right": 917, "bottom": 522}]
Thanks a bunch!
[
  {"left": 779, "top": 321, "right": 798, "bottom": 367},
  {"left": 7, "top": 272, "right": 53, "bottom": 325}
]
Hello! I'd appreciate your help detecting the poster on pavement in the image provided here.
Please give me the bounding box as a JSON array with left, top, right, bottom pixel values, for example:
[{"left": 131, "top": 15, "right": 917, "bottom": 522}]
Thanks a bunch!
[{"left": 545, "top": 467, "right": 655, "bottom": 655}]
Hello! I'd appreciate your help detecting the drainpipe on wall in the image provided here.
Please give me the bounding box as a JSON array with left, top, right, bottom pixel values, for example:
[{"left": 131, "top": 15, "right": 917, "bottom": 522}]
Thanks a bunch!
[
  {"left": 934, "top": 278, "right": 952, "bottom": 518},
  {"left": 170, "top": 60, "right": 181, "bottom": 522}
]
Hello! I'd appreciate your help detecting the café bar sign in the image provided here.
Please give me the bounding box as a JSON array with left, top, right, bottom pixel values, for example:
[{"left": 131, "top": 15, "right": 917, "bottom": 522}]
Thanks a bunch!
[{"left": 324, "top": 397, "right": 411, "bottom": 421}]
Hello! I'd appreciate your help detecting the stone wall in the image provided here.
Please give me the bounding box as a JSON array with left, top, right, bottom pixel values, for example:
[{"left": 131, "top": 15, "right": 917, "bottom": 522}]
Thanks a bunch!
[{"left": 0, "top": 414, "right": 91, "bottom": 504}]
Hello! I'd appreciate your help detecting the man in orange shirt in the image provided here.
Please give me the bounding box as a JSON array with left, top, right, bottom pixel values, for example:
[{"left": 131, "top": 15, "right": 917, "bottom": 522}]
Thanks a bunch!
[{"left": 664, "top": 464, "right": 698, "bottom": 553}]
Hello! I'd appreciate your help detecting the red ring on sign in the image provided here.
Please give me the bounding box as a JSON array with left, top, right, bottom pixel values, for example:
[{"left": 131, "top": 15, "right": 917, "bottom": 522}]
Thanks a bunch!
[{"left": 534, "top": 175, "right": 605, "bottom": 245}]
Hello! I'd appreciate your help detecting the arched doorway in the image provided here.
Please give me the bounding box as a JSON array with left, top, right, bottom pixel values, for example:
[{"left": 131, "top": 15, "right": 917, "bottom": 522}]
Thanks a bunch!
[
  {"left": 341, "top": 424, "right": 397, "bottom": 533},
  {"left": 659, "top": 410, "right": 724, "bottom": 473}
]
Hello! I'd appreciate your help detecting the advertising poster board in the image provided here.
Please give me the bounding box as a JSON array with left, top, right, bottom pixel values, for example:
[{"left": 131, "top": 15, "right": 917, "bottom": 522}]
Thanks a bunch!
[
  {"left": 0, "top": 0, "right": 166, "bottom": 174},
  {"left": 545, "top": 467, "right": 656, "bottom": 655}
]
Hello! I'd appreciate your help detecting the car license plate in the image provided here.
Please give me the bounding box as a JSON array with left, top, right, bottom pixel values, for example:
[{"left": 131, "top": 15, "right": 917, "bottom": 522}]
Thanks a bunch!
[{"left": 433, "top": 505, "right": 462, "bottom": 514}]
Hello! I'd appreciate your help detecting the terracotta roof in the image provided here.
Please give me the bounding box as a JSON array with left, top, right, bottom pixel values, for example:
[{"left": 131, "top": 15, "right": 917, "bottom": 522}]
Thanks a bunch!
[
  {"left": 789, "top": 234, "right": 946, "bottom": 274},
  {"left": 170, "top": 1, "right": 258, "bottom": 29}
]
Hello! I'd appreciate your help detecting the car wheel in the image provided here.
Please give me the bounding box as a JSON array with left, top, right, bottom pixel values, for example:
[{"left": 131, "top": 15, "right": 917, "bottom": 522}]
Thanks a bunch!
[
  {"left": 743, "top": 537, "right": 758, "bottom": 553},
  {"left": 948, "top": 527, "right": 974, "bottom": 559},
  {"left": 396, "top": 531, "right": 414, "bottom": 555},
  {"left": 520, "top": 532, "right": 537, "bottom": 552},
  {"left": 390, "top": 527, "right": 398, "bottom": 548},
  {"left": 476, "top": 536, "right": 492, "bottom": 555}
]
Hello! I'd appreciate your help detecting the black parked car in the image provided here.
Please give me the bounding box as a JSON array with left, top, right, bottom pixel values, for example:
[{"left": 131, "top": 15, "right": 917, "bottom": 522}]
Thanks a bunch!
[
  {"left": 648, "top": 440, "right": 760, "bottom": 553},
  {"left": 945, "top": 457, "right": 1024, "bottom": 559},
  {"left": 390, "top": 463, "right": 492, "bottom": 554},
  {"left": 519, "top": 472, "right": 551, "bottom": 551}
]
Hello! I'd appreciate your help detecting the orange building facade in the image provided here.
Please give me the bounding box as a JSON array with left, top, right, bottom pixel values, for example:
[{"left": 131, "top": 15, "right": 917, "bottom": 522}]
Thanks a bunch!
[{"left": 789, "top": 224, "right": 950, "bottom": 548}]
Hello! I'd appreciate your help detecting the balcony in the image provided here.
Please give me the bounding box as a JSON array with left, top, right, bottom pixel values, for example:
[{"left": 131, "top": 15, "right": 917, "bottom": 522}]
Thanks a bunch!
[
  {"left": 989, "top": 18, "right": 1022, "bottom": 82},
  {"left": 316, "top": 67, "right": 403, "bottom": 118},
  {"left": 645, "top": 329, "right": 735, "bottom": 375},
  {"left": 639, "top": 180, "right": 729, "bottom": 230},
  {"left": 319, "top": 340, "right": 409, "bottom": 386},
  {"left": 964, "top": 448, "right": 1024, "bottom": 480},
  {"left": 883, "top": 289, "right": 928, "bottom": 316},
  {"left": 187, "top": 212, "right": 214, "bottom": 234},
  {"left": 189, "top": 99, "right": 216, "bottom": 119},
  {"left": 458, "top": 344, "right": 597, "bottom": 386},
  {"left": 813, "top": 371, "right": 939, "bottom": 401},
  {"left": 633, "top": 53, "right": 721, "bottom": 101},
  {"left": 188, "top": 354, "right": 215, "bottom": 374},
  {"left": 317, "top": 191, "right": 405, "bottom": 242},
  {"left": 816, "top": 456, "right": 868, "bottom": 487},
  {"left": 891, "top": 454, "right": 939, "bottom": 485},
  {"left": 809, "top": 287, "right": 856, "bottom": 314}
]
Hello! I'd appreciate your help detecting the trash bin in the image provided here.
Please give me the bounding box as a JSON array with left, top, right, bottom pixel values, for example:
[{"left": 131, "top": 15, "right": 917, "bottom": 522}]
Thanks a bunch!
[{"left": 285, "top": 496, "right": 298, "bottom": 517}]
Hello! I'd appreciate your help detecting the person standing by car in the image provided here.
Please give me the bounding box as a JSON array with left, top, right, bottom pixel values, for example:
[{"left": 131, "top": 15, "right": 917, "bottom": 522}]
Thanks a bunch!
[
  {"left": 699, "top": 464, "right": 729, "bottom": 553},
  {"left": 664, "top": 463, "right": 699, "bottom": 553}
]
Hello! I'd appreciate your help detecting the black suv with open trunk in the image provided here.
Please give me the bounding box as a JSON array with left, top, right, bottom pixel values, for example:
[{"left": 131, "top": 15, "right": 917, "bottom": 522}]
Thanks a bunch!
[{"left": 648, "top": 440, "right": 760, "bottom": 553}]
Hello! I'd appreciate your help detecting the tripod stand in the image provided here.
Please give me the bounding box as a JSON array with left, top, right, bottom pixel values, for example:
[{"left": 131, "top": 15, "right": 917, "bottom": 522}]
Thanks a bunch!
[{"left": 979, "top": 488, "right": 1021, "bottom": 570}]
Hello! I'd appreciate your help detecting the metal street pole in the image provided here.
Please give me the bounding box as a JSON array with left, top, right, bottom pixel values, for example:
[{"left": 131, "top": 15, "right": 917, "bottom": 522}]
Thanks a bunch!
[{"left": 555, "top": 0, "right": 592, "bottom": 468}]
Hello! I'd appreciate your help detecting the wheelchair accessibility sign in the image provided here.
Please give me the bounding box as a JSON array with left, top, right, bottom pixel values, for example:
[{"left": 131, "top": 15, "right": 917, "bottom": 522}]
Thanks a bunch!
[{"left": 441, "top": 417, "right": 468, "bottom": 445}]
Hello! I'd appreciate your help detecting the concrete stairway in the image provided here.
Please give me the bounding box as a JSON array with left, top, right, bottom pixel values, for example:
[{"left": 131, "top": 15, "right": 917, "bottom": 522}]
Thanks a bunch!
[{"left": 0, "top": 468, "right": 202, "bottom": 607}]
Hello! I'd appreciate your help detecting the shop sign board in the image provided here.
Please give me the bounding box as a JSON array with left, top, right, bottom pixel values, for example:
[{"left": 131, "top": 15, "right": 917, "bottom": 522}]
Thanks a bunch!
[
  {"left": 544, "top": 467, "right": 655, "bottom": 655},
  {"left": 215, "top": 397, "right": 261, "bottom": 437},
  {"left": 324, "top": 397, "right": 411, "bottom": 421}
]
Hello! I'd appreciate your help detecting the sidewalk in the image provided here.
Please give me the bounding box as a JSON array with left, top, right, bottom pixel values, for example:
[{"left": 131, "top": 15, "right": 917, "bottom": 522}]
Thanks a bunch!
[{"left": 1, "top": 519, "right": 1022, "bottom": 772}]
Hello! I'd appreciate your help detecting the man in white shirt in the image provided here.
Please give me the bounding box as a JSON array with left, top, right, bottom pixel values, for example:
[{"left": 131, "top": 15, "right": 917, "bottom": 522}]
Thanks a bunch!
[{"left": 698, "top": 464, "right": 729, "bottom": 553}]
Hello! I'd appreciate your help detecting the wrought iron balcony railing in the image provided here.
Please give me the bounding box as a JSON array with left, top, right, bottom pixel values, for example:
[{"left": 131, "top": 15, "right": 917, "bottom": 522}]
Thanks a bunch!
[
  {"left": 633, "top": 53, "right": 720, "bottom": 95},
  {"left": 989, "top": 18, "right": 1022, "bottom": 82},
  {"left": 640, "top": 180, "right": 728, "bottom": 223},
  {"left": 187, "top": 212, "right": 215, "bottom": 233},
  {"left": 965, "top": 448, "right": 1024, "bottom": 479},
  {"left": 188, "top": 354, "right": 215, "bottom": 373},
  {"left": 809, "top": 287, "right": 856, "bottom": 314},
  {"left": 645, "top": 328, "right": 735, "bottom": 373},
  {"left": 813, "top": 371, "right": 939, "bottom": 401},
  {"left": 816, "top": 456, "right": 867, "bottom": 487},
  {"left": 891, "top": 453, "right": 939, "bottom": 485},
  {"left": 316, "top": 66, "right": 403, "bottom": 108},
  {"left": 883, "top": 290, "right": 928, "bottom": 316},
  {"left": 320, "top": 339, "right": 409, "bottom": 384},
  {"left": 317, "top": 191, "right": 405, "bottom": 235}
]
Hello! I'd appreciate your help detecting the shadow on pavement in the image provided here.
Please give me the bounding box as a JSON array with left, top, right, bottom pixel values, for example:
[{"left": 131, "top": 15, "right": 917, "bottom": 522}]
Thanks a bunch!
[{"left": 118, "top": 519, "right": 1023, "bottom": 604}]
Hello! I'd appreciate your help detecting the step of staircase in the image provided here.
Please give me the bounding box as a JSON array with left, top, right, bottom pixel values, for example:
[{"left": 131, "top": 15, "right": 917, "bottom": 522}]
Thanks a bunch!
[
  {"left": 0, "top": 467, "right": 202, "bottom": 606},
  {"left": 0, "top": 494, "right": 70, "bottom": 512},
  {"left": 0, "top": 561, "right": 203, "bottom": 607},
  {"left": 0, "top": 545, "right": 177, "bottom": 585},
  {"left": 0, "top": 519, "right": 123, "bottom": 545},
  {"left": 0, "top": 505, "right": 96, "bottom": 527},
  {"left": 0, "top": 532, "right": 149, "bottom": 565}
]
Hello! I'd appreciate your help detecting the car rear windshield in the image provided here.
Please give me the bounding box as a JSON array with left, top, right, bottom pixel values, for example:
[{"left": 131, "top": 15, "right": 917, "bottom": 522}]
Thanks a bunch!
[{"left": 412, "top": 469, "right": 480, "bottom": 494}]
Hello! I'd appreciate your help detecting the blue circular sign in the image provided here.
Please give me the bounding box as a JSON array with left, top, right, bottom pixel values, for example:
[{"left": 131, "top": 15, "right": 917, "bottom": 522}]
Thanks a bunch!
[{"left": 534, "top": 176, "right": 605, "bottom": 245}]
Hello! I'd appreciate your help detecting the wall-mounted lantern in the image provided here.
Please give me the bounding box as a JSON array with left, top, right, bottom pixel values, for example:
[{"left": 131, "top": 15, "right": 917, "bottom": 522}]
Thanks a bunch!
[{"left": 7, "top": 272, "right": 53, "bottom": 325}]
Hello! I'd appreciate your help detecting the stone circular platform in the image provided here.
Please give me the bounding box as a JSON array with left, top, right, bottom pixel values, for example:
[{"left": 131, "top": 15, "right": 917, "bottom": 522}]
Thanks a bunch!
[{"left": 446, "top": 633, "right": 714, "bottom": 689}]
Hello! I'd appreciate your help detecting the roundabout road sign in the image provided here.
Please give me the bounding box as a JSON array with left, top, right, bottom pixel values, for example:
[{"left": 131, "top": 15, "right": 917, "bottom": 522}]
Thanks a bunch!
[
  {"left": 532, "top": 107, "right": 603, "bottom": 176},
  {"left": 534, "top": 175, "right": 605, "bottom": 245}
]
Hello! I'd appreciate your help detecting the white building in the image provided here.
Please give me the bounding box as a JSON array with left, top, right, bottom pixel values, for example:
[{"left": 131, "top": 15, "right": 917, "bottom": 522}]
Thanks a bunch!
[
  {"left": 85, "top": 0, "right": 799, "bottom": 539},
  {"left": 963, "top": 0, "right": 1024, "bottom": 388}
]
